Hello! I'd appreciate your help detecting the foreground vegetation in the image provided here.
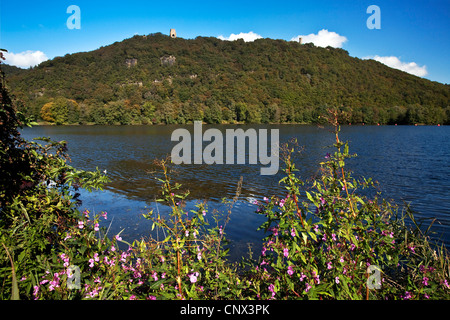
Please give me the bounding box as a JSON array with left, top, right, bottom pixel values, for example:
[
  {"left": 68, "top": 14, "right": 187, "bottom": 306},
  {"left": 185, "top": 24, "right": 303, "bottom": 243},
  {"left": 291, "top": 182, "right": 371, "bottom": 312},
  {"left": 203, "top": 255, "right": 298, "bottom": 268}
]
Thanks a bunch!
[
  {"left": 1, "top": 58, "right": 450, "bottom": 299},
  {"left": 4, "top": 33, "right": 450, "bottom": 126}
]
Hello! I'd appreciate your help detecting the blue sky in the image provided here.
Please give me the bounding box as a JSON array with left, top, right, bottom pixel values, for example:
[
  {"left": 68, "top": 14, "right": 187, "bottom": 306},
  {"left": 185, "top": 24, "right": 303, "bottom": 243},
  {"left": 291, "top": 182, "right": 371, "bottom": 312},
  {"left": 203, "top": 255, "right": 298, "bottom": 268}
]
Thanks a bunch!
[{"left": 1, "top": 0, "right": 449, "bottom": 83}]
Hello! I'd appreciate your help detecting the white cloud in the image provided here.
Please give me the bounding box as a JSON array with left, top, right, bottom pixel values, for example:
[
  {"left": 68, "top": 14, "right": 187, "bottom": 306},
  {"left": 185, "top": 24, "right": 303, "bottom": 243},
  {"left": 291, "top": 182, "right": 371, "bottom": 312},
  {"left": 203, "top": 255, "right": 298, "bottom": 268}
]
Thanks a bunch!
[
  {"left": 3, "top": 50, "right": 48, "bottom": 68},
  {"left": 365, "top": 55, "right": 428, "bottom": 77},
  {"left": 291, "top": 29, "right": 347, "bottom": 48},
  {"left": 217, "top": 31, "right": 263, "bottom": 42}
]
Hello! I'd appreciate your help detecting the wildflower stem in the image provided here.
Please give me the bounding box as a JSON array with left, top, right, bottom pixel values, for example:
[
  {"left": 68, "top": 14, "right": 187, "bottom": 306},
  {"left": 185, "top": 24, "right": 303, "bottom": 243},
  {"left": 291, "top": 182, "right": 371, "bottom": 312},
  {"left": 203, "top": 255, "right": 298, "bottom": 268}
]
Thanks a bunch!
[
  {"left": 334, "top": 119, "right": 356, "bottom": 218},
  {"left": 286, "top": 155, "right": 305, "bottom": 229}
]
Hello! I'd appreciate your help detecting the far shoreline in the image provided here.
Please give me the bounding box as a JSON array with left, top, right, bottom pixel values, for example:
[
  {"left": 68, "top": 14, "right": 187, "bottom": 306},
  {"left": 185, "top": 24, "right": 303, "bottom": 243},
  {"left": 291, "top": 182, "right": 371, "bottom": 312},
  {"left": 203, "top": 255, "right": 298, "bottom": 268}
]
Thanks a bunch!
[{"left": 30, "top": 121, "right": 445, "bottom": 126}]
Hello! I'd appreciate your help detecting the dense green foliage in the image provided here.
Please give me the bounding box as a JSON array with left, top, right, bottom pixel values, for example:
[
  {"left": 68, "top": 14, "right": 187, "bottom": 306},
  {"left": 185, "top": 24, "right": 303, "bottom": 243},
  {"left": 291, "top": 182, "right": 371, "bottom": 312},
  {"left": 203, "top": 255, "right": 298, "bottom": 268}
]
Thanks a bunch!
[
  {"left": 4, "top": 33, "right": 450, "bottom": 125},
  {"left": 0, "top": 58, "right": 109, "bottom": 299},
  {"left": 1, "top": 59, "right": 449, "bottom": 300}
]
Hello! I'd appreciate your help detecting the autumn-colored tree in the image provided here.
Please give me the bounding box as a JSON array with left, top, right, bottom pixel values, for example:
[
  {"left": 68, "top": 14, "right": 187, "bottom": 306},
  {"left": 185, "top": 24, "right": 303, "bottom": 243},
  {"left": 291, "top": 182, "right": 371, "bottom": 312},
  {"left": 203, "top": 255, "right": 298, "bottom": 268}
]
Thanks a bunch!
[
  {"left": 40, "top": 101, "right": 55, "bottom": 122},
  {"left": 39, "top": 97, "right": 79, "bottom": 124}
]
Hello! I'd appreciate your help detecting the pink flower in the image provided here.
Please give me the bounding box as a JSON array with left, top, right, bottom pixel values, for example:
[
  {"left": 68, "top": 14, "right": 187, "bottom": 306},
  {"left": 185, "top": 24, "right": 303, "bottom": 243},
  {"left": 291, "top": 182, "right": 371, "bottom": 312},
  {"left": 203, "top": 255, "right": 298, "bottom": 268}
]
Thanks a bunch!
[
  {"left": 268, "top": 283, "right": 276, "bottom": 298},
  {"left": 312, "top": 271, "right": 320, "bottom": 284},
  {"left": 290, "top": 228, "right": 296, "bottom": 237},
  {"left": 101, "top": 211, "right": 108, "bottom": 219},
  {"left": 33, "top": 285, "right": 39, "bottom": 299},
  {"left": 299, "top": 273, "right": 306, "bottom": 282},
  {"left": 335, "top": 277, "right": 340, "bottom": 284},
  {"left": 197, "top": 247, "right": 202, "bottom": 261},
  {"left": 115, "top": 234, "right": 122, "bottom": 241},
  {"left": 189, "top": 272, "right": 199, "bottom": 283},
  {"left": 261, "top": 246, "right": 268, "bottom": 256},
  {"left": 283, "top": 248, "right": 289, "bottom": 258},
  {"left": 60, "top": 253, "right": 70, "bottom": 267},
  {"left": 443, "top": 279, "right": 450, "bottom": 289},
  {"left": 402, "top": 291, "right": 412, "bottom": 300},
  {"left": 94, "top": 223, "right": 99, "bottom": 231},
  {"left": 271, "top": 227, "right": 279, "bottom": 236},
  {"left": 78, "top": 221, "right": 84, "bottom": 229},
  {"left": 287, "top": 266, "right": 294, "bottom": 276},
  {"left": 304, "top": 283, "right": 312, "bottom": 293}
]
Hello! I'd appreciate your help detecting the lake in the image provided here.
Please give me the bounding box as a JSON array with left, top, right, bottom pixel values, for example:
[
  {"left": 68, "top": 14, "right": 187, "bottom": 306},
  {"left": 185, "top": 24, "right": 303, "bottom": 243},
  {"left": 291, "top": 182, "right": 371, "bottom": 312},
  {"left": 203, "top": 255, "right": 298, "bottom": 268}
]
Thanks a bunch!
[{"left": 21, "top": 124, "right": 450, "bottom": 261}]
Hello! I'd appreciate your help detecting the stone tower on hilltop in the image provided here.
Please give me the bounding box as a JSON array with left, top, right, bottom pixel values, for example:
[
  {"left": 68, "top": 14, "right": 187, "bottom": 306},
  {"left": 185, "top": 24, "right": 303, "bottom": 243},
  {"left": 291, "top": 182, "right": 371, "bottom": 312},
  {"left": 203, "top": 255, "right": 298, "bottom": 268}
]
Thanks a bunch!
[{"left": 170, "top": 29, "right": 176, "bottom": 38}]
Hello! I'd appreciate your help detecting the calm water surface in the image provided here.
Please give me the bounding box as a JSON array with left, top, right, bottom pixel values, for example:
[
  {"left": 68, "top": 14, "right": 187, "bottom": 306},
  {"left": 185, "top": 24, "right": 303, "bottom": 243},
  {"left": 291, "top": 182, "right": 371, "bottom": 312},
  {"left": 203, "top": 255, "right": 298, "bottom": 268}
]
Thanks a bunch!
[{"left": 21, "top": 125, "right": 450, "bottom": 260}]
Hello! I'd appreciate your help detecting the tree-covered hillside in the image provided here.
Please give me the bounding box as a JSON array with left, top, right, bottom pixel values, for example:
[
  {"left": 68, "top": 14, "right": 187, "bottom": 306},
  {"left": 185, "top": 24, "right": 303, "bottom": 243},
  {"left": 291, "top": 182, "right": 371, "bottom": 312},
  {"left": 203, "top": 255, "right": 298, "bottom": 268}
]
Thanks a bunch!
[{"left": 4, "top": 33, "right": 450, "bottom": 125}]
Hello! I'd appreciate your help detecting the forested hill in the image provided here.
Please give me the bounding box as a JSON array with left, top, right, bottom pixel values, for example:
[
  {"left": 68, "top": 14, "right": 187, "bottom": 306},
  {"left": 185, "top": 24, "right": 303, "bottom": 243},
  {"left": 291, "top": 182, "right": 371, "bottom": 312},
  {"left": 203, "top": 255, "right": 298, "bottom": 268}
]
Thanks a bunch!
[{"left": 4, "top": 32, "right": 450, "bottom": 125}]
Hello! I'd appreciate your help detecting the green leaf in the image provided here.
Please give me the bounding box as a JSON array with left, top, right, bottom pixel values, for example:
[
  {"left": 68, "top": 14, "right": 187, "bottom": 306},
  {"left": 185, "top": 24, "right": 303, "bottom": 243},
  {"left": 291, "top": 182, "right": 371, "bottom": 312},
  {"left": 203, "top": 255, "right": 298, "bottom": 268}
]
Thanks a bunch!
[
  {"left": 149, "top": 279, "right": 167, "bottom": 290},
  {"left": 308, "top": 231, "right": 317, "bottom": 242},
  {"left": 305, "top": 191, "right": 315, "bottom": 203},
  {"left": 1, "top": 244, "right": 20, "bottom": 300},
  {"left": 302, "top": 232, "right": 308, "bottom": 244},
  {"left": 19, "top": 202, "right": 31, "bottom": 224}
]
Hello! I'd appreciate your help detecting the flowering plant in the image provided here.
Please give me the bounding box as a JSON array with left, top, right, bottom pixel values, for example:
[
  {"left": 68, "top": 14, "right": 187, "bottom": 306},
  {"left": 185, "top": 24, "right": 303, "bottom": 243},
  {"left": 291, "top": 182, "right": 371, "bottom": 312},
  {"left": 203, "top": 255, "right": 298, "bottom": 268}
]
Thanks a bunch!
[{"left": 246, "top": 109, "right": 450, "bottom": 299}]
